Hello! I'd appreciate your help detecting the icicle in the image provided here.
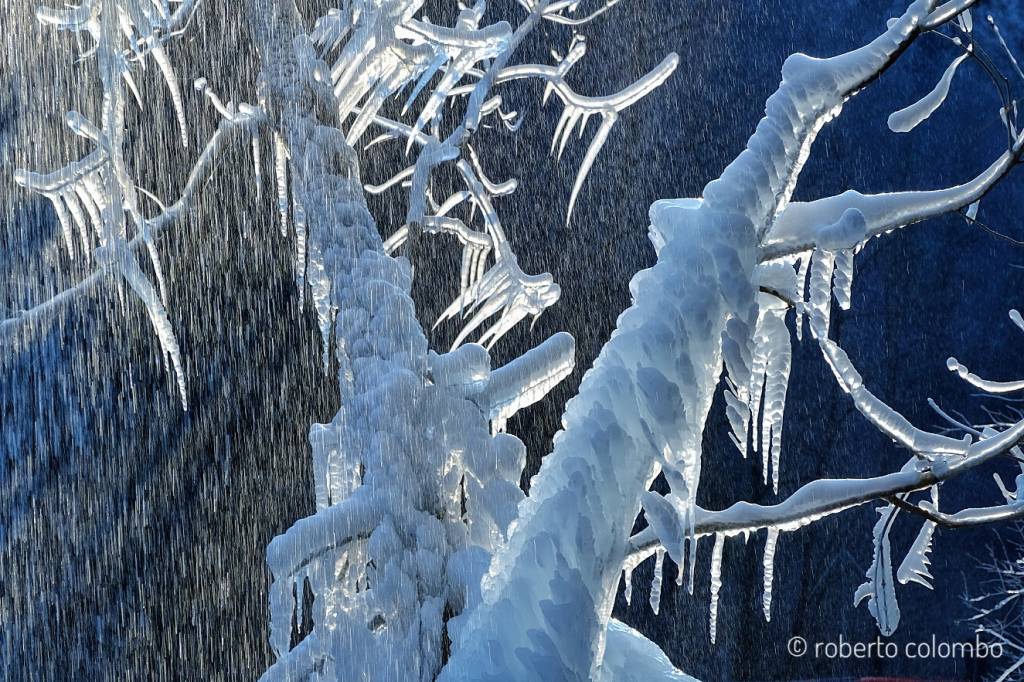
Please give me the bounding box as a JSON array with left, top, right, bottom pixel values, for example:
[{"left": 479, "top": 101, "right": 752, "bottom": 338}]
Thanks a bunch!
[
  {"left": 709, "top": 533, "right": 725, "bottom": 644},
  {"left": 142, "top": 227, "right": 169, "bottom": 307},
  {"left": 622, "top": 553, "right": 644, "bottom": 606},
  {"left": 150, "top": 44, "right": 189, "bottom": 147},
  {"left": 896, "top": 519, "right": 937, "bottom": 589},
  {"left": 108, "top": 242, "right": 188, "bottom": 409},
  {"left": 251, "top": 133, "right": 262, "bottom": 201},
  {"left": 293, "top": 196, "right": 307, "bottom": 302},
  {"left": 762, "top": 528, "right": 779, "bottom": 622},
  {"left": 274, "top": 132, "right": 289, "bottom": 236},
  {"left": 306, "top": 244, "right": 335, "bottom": 372},
  {"left": 295, "top": 571, "right": 306, "bottom": 628},
  {"left": 808, "top": 249, "right": 835, "bottom": 340},
  {"left": 687, "top": 507, "right": 698, "bottom": 595},
  {"left": 833, "top": 249, "right": 854, "bottom": 310},
  {"left": 854, "top": 504, "right": 901, "bottom": 635},
  {"left": 958, "top": 8, "right": 972, "bottom": 33},
  {"left": 565, "top": 112, "right": 616, "bottom": 226},
  {"left": 761, "top": 311, "right": 792, "bottom": 494},
  {"left": 60, "top": 189, "right": 91, "bottom": 253},
  {"left": 49, "top": 192, "right": 78, "bottom": 257},
  {"left": 748, "top": 332, "right": 768, "bottom": 476},
  {"left": 649, "top": 547, "right": 665, "bottom": 615},
  {"left": 794, "top": 256, "right": 810, "bottom": 340},
  {"left": 897, "top": 486, "right": 939, "bottom": 589}
]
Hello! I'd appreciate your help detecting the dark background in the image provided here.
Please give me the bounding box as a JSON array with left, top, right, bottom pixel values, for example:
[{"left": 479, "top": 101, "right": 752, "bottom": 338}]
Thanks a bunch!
[{"left": 3, "top": 0, "right": 1024, "bottom": 679}]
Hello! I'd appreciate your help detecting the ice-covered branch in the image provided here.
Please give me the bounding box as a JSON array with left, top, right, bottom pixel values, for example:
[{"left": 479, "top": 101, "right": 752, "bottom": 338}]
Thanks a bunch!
[
  {"left": 629, "top": 414, "right": 1024, "bottom": 561},
  {"left": 266, "top": 488, "right": 383, "bottom": 584},
  {"left": 922, "top": 0, "right": 982, "bottom": 29},
  {"left": 490, "top": 50, "right": 678, "bottom": 224},
  {"left": 819, "top": 339, "right": 972, "bottom": 456},
  {"left": 2, "top": 119, "right": 247, "bottom": 342},
  {"left": 541, "top": 0, "right": 624, "bottom": 26},
  {"left": 761, "top": 130, "right": 1024, "bottom": 261},
  {"left": 947, "top": 310, "right": 1024, "bottom": 393},
  {"left": 891, "top": 494, "right": 1024, "bottom": 528},
  {"left": 477, "top": 331, "right": 575, "bottom": 431}
]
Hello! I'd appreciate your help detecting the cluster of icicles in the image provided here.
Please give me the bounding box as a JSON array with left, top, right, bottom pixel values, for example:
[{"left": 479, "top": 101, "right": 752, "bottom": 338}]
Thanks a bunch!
[
  {"left": 622, "top": 527, "right": 782, "bottom": 646},
  {"left": 622, "top": 228, "right": 863, "bottom": 643}
]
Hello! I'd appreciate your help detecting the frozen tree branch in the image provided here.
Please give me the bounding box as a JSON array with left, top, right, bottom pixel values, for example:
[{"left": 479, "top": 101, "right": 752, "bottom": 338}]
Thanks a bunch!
[
  {"left": 2, "top": 118, "right": 251, "bottom": 342},
  {"left": 760, "top": 135, "right": 1024, "bottom": 262},
  {"left": 629, "top": 414, "right": 1024, "bottom": 561}
]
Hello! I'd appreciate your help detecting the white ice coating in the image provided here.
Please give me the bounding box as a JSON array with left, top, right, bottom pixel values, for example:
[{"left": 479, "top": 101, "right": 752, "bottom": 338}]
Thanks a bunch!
[
  {"left": 13, "top": 0, "right": 202, "bottom": 407},
  {"left": 434, "top": 37, "right": 680, "bottom": 224},
  {"left": 763, "top": 126, "right": 1024, "bottom": 260},
  {"left": 762, "top": 527, "right": 780, "bottom": 622},
  {"left": 650, "top": 547, "right": 666, "bottom": 616},
  {"left": 317, "top": 0, "right": 512, "bottom": 146},
  {"left": 708, "top": 533, "right": 725, "bottom": 644},
  {"left": 896, "top": 516, "right": 937, "bottom": 589},
  {"left": 753, "top": 300, "right": 792, "bottom": 493},
  {"left": 947, "top": 311, "right": 1024, "bottom": 394},
  {"left": 441, "top": 192, "right": 756, "bottom": 679},
  {"left": 854, "top": 504, "right": 901, "bottom": 635},
  {"left": 431, "top": 163, "right": 562, "bottom": 351},
  {"left": 443, "top": 5, "right": 939, "bottom": 678},
  {"left": 808, "top": 249, "right": 836, "bottom": 340},
  {"left": 98, "top": 238, "right": 188, "bottom": 409},
  {"left": 479, "top": 331, "right": 576, "bottom": 431},
  {"left": 888, "top": 52, "right": 969, "bottom": 133},
  {"left": 258, "top": 116, "right": 538, "bottom": 680},
  {"left": 242, "top": 2, "right": 590, "bottom": 678},
  {"left": 821, "top": 339, "right": 971, "bottom": 456},
  {"left": 598, "top": 620, "right": 699, "bottom": 682},
  {"left": 274, "top": 132, "right": 290, "bottom": 235},
  {"left": 833, "top": 248, "right": 854, "bottom": 310},
  {"left": 14, "top": 152, "right": 108, "bottom": 259}
]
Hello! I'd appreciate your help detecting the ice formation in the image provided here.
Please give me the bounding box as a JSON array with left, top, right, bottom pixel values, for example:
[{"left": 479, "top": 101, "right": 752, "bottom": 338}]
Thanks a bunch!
[
  {"left": 11, "top": 0, "right": 1024, "bottom": 679},
  {"left": 240, "top": 0, "right": 681, "bottom": 679},
  {"left": 888, "top": 52, "right": 969, "bottom": 133},
  {"left": 443, "top": 0, "right": 1024, "bottom": 675},
  {"left": 12, "top": 0, "right": 213, "bottom": 407},
  {"left": 854, "top": 504, "right": 902, "bottom": 636},
  {"left": 762, "top": 527, "right": 780, "bottom": 622}
]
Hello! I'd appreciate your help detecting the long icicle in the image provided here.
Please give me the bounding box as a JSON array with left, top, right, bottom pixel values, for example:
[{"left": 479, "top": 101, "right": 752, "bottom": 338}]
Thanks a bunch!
[
  {"left": 709, "top": 533, "right": 725, "bottom": 644},
  {"left": 762, "top": 527, "right": 780, "bottom": 622}
]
